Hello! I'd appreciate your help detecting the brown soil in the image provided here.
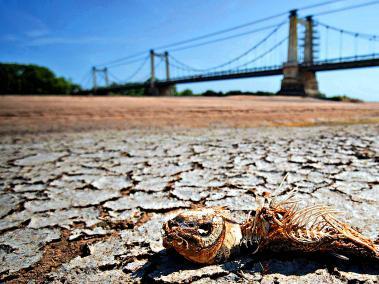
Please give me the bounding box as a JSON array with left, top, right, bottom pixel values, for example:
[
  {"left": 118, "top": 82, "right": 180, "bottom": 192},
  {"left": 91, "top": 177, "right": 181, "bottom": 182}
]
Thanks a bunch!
[{"left": 1, "top": 95, "right": 378, "bottom": 134}]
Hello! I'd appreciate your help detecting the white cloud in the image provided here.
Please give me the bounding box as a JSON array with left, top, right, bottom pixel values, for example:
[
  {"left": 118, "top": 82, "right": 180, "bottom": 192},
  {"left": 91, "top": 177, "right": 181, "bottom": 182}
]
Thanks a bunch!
[
  {"left": 23, "top": 36, "right": 131, "bottom": 46},
  {"left": 0, "top": 34, "right": 20, "bottom": 42},
  {"left": 25, "top": 29, "right": 50, "bottom": 38}
]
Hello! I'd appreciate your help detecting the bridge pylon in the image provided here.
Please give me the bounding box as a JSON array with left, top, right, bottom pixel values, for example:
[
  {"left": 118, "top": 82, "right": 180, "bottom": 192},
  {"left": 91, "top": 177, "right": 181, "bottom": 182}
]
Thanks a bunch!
[
  {"left": 301, "top": 16, "right": 320, "bottom": 97},
  {"left": 147, "top": 50, "right": 175, "bottom": 96},
  {"left": 92, "top": 66, "right": 110, "bottom": 95},
  {"left": 279, "top": 10, "right": 320, "bottom": 97}
]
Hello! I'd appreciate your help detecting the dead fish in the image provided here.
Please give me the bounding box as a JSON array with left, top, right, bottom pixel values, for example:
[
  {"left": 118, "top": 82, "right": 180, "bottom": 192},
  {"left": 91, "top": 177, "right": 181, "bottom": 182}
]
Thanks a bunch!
[{"left": 162, "top": 193, "right": 378, "bottom": 264}]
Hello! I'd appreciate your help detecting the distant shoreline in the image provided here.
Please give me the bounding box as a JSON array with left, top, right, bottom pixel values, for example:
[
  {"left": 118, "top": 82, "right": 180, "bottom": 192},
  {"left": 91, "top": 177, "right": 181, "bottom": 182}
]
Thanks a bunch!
[{"left": 0, "top": 91, "right": 365, "bottom": 103}]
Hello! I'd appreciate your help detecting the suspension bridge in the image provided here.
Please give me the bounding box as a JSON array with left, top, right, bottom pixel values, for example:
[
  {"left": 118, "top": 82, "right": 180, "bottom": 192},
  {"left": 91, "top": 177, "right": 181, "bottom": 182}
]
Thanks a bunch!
[{"left": 80, "top": 1, "right": 379, "bottom": 97}]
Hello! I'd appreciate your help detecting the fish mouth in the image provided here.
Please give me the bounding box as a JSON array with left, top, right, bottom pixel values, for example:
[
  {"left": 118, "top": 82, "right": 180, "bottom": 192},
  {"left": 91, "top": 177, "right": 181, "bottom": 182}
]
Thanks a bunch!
[
  {"left": 162, "top": 230, "right": 187, "bottom": 250},
  {"left": 162, "top": 220, "right": 196, "bottom": 250},
  {"left": 162, "top": 235, "right": 173, "bottom": 248},
  {"left": 162, "top": 221, "right": 178, "bottom": 248}
]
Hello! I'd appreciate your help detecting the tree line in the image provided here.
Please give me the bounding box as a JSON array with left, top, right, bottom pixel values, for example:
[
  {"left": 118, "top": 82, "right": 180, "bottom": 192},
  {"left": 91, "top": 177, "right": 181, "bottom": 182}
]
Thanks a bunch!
[{"left": 0, "top": 63, "right": 80, "bottom": 94}]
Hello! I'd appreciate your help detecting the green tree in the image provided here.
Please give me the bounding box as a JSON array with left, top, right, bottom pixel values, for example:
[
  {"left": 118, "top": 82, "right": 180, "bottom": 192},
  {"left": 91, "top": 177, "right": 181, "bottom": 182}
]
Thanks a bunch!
[
  {"left": 176, "top": 89, "right": 194, "bottom": 96},
  {"left": 0, "top": 63, "right": 81, "bottom": 94}
]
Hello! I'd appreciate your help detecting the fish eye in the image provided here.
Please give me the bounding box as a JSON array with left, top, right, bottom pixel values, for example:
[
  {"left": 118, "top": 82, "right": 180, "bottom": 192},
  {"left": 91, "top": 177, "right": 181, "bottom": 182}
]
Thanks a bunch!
[
  {"left": 198, "top": 223, "right": 212, "bottom": 236},
  {"left": 174, "top": 216, "right": 184, "bottom": 223}
]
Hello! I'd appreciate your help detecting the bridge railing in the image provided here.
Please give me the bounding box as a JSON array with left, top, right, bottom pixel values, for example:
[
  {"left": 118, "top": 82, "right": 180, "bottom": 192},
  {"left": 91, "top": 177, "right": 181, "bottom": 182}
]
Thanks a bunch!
[
  {"left": 310, "top": 53, "right": 379, "bottom": 66},
  {"left": 161, "top": 64, "right": 284, "bottom": 83}
]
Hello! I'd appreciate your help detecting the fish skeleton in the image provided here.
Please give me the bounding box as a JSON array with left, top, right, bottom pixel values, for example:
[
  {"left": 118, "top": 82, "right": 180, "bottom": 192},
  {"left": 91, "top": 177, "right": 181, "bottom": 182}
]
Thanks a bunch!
[{"left": 162, "top": 192, "right": 378, "bottom": 264}]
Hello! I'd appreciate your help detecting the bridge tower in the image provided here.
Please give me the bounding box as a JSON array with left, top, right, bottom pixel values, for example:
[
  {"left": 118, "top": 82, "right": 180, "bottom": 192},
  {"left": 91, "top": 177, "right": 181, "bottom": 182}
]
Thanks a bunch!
[
  {"left": 92, "top": 66, "right": 97, "bottom": 93},
  {"left": 301, "top": 16, "right": 320, "bottom": 97},
  {"left": 279, "top": 10, "right": 320, "bottom": 97},
  {"left": 92, "top": 67, "right": 109, "bottom": 94},
  {"left": 279, "top": 10, "right": 302, "bottom": 96},
  {"left": 149, "top": 49, "right": 156, "bottom": 94},
  {"left": 147, "top": 50, "right": 175, "bottom": 96}
]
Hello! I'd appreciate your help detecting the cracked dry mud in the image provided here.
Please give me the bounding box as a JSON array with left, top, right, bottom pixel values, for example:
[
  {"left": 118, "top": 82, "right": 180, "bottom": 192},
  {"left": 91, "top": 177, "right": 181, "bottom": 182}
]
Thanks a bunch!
[{"left": 0, "top": 124, "right": 378, "bottom": 283}]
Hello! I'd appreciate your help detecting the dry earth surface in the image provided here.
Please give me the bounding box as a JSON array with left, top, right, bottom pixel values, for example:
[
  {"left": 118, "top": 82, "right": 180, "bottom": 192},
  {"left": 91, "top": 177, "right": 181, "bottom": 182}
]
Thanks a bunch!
[
  {"left": 0, "top": 96, "right": 379, "bottom": 283},
  {"left": 0, "top": 95, "right": 379, "bottom": 134},
  {"left": 0, "top": 123, "right": 378, "bottom": 283}
]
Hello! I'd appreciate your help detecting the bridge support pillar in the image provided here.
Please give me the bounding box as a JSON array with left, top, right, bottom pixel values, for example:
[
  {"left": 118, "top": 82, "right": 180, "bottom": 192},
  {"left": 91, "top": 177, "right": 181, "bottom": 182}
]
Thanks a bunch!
[
  {"left": 279, "top": 64, "right": 304, "bottom": 96},
  {"left": 280, "top": 66, "right": 319, "bottom": 97},
  {"left": 301, "top": 70, "right": 319, "bottom": 97},
  {"left": 145, "top": 85, "right": 176, "bottom": 96},
  {"left": 158, "top": 85, "right": 176, "bottom": 96}
]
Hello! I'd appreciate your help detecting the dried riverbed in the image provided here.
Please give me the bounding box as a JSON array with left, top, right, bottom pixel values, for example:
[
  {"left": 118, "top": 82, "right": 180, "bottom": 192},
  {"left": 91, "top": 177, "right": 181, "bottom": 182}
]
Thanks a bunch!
[{"left": 0, "top": 124, "right": 378, "bottom": 283}]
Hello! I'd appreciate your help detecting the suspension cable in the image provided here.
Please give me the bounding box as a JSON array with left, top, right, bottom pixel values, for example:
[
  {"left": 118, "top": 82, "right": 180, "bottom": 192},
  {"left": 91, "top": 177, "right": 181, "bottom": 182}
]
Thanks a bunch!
[
  {"left": 170, "top": 36, "right": 288, "bottom": 74},
  {"left": 124, "top": 56, "right": 149, "bottom": 82},
  {"left": 105, "top": 55, "right": 149, "bottom": 69},
  {"left": 314, "top": 0, "right": 379, "bottom": 17},
  {"left": 79, "top": 70, "right": 91, "bottom": 87},
  {"left": 316, "top": 21, "right": 379, "bottom": 40},
  {"left": 168, "top": 22, "right": 285, "bottom": 53},
  {"left": 372, "top": 36, "right": 377, "bottom": 55},
  {"left": 325, "top": 25, "right": 329, "bottom": 60},
  {"left": 339, "top": 30, "right": 343, "bottom": 59},
  {"left": 354, "top": 33, "right": 358, "bottom": 58},
  {"left": 108, "top": 71, "right": 122, "bottom": 83},
  {"left": 169, "top": 22, "right": 285, "bottom": 72},
  {"left": 95, "top": 0, "right": 352, "bottom": 68},
  {"left": 232, "top": 36, "right": 288, "bottom": 70},
  {"left": 96, "top": 51, "right": 147, "bottom": 68}
]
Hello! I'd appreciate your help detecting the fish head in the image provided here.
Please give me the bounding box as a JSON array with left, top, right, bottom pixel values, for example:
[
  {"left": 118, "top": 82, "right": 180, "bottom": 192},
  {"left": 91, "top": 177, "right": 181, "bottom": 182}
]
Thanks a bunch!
[{"left": 162, "top": 208, "right": 228, "bottom": 264}]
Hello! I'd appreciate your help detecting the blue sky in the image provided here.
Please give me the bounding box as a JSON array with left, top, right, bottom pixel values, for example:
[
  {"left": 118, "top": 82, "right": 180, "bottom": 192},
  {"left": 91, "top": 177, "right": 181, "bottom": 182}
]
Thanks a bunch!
[{"left": 1, "top": 0, "right": 379, "bottom": 101}]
